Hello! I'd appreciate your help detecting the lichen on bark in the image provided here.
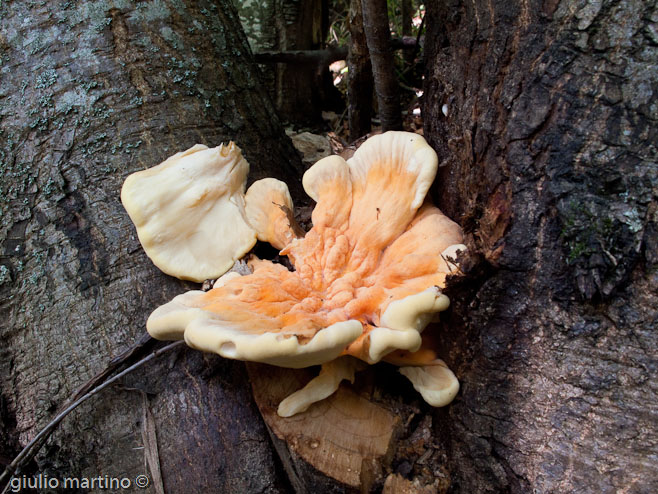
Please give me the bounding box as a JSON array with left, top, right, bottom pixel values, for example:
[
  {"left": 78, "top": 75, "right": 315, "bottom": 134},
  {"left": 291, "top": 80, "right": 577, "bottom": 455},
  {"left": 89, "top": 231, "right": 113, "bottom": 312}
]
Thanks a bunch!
[{"left": 0, "top": 1, "right": 300, "bottom": 490}]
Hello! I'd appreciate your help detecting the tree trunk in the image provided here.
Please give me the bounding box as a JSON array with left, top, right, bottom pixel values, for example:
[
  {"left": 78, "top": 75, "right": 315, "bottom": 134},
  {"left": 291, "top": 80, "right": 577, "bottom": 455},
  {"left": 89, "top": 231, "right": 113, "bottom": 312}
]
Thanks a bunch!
[
  {"left": 399, "top": 0, "right": 415, "bottom": 68},
  {"left": 423, "top": 1, "right": 657, "bottom": 493},
  {"left": 3, "top": 1, "right": 656, "bottom": 493},
  {"left": 347, "top": 0, "right": 373, "bottom": 141},
  {"left": 347, "top": 0, "right": 373, "bottom": 140},
  {"left": 0, "top": 1, "right": 303, "bottom": 492},
  {"left": 361, "top": 0, "right": 403, "bottom": 131}
]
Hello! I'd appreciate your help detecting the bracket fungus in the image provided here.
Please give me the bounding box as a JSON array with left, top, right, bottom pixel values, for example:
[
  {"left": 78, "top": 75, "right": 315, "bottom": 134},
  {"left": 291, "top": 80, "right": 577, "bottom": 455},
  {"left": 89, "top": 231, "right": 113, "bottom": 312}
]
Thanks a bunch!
[
  {"left": 123, "top": 132, "right": 466, "bottom": 416},
  {"left": 121, "top": 143, "right": 256, "bottom": 282}
]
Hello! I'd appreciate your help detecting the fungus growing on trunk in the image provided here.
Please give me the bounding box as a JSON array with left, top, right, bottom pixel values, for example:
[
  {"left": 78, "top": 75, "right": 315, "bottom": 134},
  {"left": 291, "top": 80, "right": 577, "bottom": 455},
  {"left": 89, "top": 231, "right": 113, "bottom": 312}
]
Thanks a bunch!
[
  {"left": 123, "top": 132, "right": 465, "bottom": 415},
  {"left": 121, "top": 143, "right": 257, "bottom": 282},
  {"left": 121, "top": 143, "right": 302, "bottom": 282}
]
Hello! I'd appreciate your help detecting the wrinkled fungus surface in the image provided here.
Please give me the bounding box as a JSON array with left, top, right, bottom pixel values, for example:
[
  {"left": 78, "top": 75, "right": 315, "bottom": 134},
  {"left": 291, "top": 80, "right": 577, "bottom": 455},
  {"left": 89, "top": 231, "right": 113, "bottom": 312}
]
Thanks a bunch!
[{"left": 147, "top": 132, "right": 465, "bottom": 370}]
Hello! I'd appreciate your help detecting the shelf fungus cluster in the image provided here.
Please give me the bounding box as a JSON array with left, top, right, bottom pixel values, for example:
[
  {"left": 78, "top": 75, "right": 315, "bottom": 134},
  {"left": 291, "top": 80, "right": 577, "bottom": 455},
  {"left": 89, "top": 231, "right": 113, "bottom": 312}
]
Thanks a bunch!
[{"left": 122, "top": 132, "right": 466, "bottom": 417}]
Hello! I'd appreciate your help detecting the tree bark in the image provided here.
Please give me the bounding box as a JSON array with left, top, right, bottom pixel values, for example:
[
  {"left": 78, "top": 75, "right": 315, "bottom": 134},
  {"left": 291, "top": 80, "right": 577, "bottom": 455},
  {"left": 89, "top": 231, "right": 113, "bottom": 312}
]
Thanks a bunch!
[
  {"left": 423, "top": 1, "right": 657, "bottom": 493},
  {"left": 0, "top": 1, "right": 303, "bottom": 492},
  {"left": 400, "top": 0, "right": 415, "bottom": 68},
  {"left": 361, "top": 0, "right": 403, "bottom": 131},
  {"left": 2, "top": 1, "right": 656, "bottom": 493}
]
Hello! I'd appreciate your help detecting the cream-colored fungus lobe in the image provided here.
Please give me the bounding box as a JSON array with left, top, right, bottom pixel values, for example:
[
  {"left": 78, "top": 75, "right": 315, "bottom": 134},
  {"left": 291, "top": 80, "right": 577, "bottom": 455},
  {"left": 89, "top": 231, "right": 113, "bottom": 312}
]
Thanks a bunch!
[
  {"left": 121, "top": 143, "right": 257, "bottom": 282},
  {"left": 277, "top": 357, "right": 368, "bottom": 417},
  {"left": 399, "top": 360, "right": 460, "bottom": 407},
  {"left": 245, "top": 177, "right": 303, "bottom": 250}
]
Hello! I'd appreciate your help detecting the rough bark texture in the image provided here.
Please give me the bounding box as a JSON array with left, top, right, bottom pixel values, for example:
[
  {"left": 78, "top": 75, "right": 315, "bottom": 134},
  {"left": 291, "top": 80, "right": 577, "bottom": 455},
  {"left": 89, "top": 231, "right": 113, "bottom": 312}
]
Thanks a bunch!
[
  {"left": 2, "top": 0, "right": 657, "bottom": 493},
  {"left": 360, "top": 0, "right": 403, "bottom": 131},
  {"left": 347, "top": 0, "right": 373, "bottom": 140},
  {"left": 0, "top": 0, "right": 304, "bottom": 492},
  {"left": 423, "top": 0, "right": 657, "bottom": 493}
]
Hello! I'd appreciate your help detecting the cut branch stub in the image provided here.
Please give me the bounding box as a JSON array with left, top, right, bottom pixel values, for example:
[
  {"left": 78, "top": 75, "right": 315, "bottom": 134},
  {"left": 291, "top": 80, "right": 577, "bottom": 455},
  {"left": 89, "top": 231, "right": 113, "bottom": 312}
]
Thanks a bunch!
[{"left": 246, "top": 362, "right": 399, "bottom": 490}]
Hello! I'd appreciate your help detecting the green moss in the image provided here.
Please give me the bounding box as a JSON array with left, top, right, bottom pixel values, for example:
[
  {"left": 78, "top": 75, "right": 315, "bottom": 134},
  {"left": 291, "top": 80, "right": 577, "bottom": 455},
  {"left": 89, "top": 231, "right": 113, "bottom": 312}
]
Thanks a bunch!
[
  {"left": 567, "top": 241, "right": 590, "bottom": 264},
  {"left": 560, "top": 199, "right": 617, "bottom": 266}
]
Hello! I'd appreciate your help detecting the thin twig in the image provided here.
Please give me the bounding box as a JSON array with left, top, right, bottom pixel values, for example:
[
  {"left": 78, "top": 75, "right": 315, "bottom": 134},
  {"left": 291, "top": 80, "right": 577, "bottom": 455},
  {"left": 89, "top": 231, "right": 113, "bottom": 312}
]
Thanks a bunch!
[
  {"left": 1, "top": 333, "right": 158, "bottom": 487},
  {"left": 0, "top": 340, "right": 185, "bottom": 493},
  {"left": 140, "top": 393, "right": 165, "bottom": 494},
  {"left": 70, "top": 332, "right": 154, "bottom": 403}
]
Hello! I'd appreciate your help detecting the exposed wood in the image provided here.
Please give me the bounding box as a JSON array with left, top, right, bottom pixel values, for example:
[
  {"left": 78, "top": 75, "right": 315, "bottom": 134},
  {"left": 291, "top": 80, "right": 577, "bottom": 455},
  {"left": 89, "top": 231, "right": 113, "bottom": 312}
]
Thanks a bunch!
[
  {"left": 247, "top": 364, "right": 399, "bottom": 490},
  {"left": 247, "top": 356, "right": 459, "bottom": 492},
  {"left": 360, "top": 0, "right": 403, "bottom": 131},
  {"left": 423, "top": 0, "right": 658, "bottom": 492},
  {"left": 383, "top": 473, "right": 444, "bottom": 494}
]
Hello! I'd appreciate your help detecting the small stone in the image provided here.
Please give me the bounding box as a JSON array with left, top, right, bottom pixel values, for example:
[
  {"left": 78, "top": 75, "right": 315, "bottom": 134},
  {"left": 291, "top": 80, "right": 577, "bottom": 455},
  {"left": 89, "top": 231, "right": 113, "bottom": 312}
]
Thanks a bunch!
[{"left": 287, "top": 131, "right": 332, "bottom": 168}]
